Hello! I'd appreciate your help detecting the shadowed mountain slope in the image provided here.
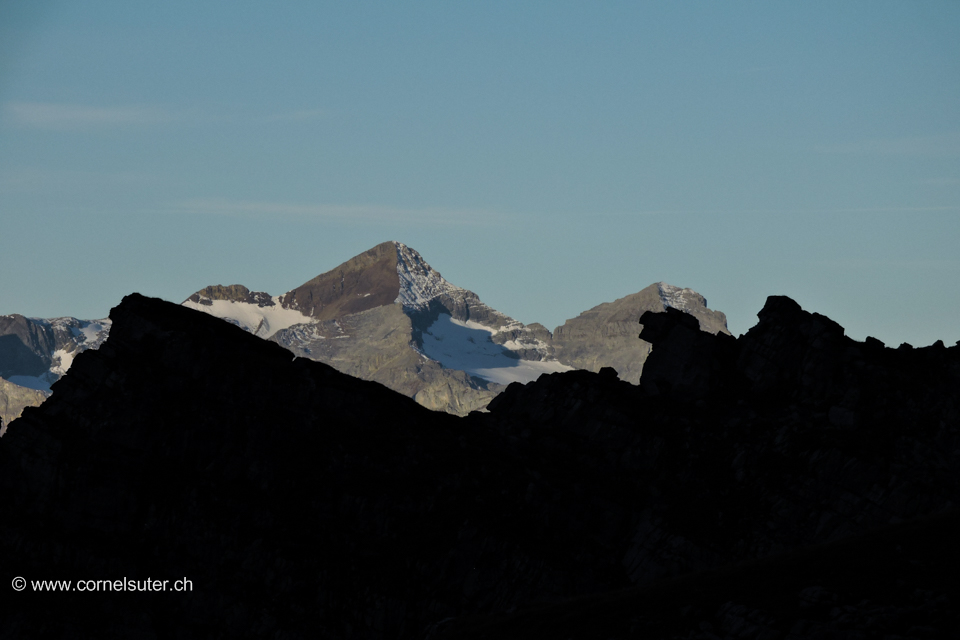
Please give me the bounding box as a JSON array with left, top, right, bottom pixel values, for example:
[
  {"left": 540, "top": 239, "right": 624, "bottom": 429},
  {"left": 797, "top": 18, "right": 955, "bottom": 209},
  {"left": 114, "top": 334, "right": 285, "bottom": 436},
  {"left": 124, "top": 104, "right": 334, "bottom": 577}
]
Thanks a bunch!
[
  {"left": 0, "top": 314, "right": 111, "bottom": 422},
  {"left": 0, "top": 313, "right": 110, "bottom": 392},
  {"left": 1, "top": 293, "right": 957, "bottom": 638}
]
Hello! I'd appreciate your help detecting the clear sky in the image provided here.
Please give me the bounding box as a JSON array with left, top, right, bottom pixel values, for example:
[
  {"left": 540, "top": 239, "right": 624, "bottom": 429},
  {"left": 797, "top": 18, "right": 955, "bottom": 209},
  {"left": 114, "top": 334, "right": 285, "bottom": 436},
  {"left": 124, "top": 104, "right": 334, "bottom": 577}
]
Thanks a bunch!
[{"left": 1, "top": 1, "right": 958, "bottom": 347}]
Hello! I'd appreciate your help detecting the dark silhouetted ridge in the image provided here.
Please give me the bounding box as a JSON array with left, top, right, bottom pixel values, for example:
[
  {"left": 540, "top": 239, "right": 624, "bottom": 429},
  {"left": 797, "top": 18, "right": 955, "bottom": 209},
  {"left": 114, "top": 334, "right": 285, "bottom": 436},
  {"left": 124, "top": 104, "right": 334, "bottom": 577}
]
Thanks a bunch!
[{"left": 0, "top": 293, "right": 958, "bottom": 638}]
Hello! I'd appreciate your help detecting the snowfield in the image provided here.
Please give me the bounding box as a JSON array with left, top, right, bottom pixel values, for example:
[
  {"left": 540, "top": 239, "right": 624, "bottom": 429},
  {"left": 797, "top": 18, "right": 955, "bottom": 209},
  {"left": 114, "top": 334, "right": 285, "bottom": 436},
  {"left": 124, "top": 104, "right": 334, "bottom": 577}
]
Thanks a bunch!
[
  {"left": 421, "top": 314, "right": 572, "bottom": 385},
  {"left": 182, "top": 297, "right": 310, "bottom": 339}
]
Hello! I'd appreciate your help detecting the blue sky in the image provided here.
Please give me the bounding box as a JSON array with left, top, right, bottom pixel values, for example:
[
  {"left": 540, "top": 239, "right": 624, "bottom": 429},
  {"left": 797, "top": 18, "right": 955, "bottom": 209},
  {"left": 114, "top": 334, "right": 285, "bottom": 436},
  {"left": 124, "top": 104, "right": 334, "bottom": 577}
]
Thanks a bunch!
[{"left": 1, "top": 1, "right": 958, "bottom": 346}]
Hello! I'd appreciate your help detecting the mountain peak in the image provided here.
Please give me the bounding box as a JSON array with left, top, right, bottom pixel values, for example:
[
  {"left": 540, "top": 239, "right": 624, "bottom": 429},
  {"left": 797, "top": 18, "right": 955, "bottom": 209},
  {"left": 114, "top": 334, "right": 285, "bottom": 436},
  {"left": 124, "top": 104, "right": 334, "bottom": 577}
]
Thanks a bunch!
[
  {"left": 394, "top": 242, "right": 462, "bottom": 312},
  {"left": 656, "top": 282, "right": 708, "bottom": 313},
  {"left": 278, "top": 241, "right": 401, "bottom": 320},
  {"left": 280, "top": 241, "right": 467, "bottom": 317},
  {"left": 179, "top": 241, "right": 472, "bottom": 336},
  {"left": 174, "top": 244, "right": 731, "bottom": 412}
]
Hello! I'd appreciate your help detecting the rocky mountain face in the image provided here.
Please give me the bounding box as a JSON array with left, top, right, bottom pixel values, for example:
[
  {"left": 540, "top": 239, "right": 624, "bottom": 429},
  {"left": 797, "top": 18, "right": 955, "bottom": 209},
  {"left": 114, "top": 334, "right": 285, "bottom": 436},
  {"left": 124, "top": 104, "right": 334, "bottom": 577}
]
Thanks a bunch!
[
  {"left": 0, "top": 292, "right": 957, "bottom": 638},
  {"left": 0, "top": 313, "right": 111, "bottom": 424},
  {"left": 0, "top": 378, "right": 47, "bottom": 436},
  {"left": 183, "top": 241, "right": 727, "bottom": 413},
  {"left": 552, "top": 281, "right": 729, "bottom": 384}
]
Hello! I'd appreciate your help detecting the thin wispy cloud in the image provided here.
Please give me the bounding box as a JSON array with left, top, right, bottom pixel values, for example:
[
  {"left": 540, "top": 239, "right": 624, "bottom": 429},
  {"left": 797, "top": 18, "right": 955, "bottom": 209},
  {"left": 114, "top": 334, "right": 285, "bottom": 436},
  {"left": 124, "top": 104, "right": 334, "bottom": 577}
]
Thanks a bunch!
[
  {"left": 3, "top": 102, "right": 327, "bottom": 129},
  {"left": 732, "top": 65, "right": 776, "bottom": 75},
  {"left": 811, "top": 258, "right": 960, "bottom": 270},
  {"left": 815, "top": 132, "right": 960, "bottom": 157},
  {"left": 172, "top": 198, "right": 500, "bottom": 226},
  {"left": 0, "top": 168, "right": 158, "bottom": 190},
  {"left": 606, "top": 206, "right": 959, "bottom": 216},
  {"left": 916, "top": 177, "right": 960, "bottom": 186},
  {"left": 263, "top": 109, "right": 327, "bottom": 122},
  {"left": 816, "top": 205, "right": 959, "bottom": 214},
  {"left": 4, "top": 102, "right": 173, "bottom": 128}
]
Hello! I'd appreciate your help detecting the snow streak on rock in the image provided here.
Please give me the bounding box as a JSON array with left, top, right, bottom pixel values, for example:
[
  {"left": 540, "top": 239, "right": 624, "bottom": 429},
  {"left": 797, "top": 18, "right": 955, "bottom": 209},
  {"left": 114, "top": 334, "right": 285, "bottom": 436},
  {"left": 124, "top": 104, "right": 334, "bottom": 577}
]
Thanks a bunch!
[{"left": 394, "top": 242, "right": 462, "bottom": 312}]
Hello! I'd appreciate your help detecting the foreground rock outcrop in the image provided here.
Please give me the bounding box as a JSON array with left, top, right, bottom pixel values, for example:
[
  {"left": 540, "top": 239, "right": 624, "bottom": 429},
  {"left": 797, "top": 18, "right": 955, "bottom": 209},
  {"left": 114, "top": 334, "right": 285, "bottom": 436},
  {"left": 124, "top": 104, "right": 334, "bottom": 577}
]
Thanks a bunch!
[
  {"left": 437, "top": 510, "right": 960, "bottom": 639},
  {"left": 0, "top": 293, "right": 957, "bottom": 638}
]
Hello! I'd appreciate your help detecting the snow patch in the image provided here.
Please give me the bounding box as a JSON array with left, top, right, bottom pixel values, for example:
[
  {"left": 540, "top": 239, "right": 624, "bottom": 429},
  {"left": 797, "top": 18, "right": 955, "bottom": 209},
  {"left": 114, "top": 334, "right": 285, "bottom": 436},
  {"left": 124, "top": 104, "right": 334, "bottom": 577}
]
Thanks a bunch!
[
  {"left": 182, "top": 297, "right": 311, "bottom": 339},
  {"left": 79, "top": 320, "right": 111, "bottom": 344},
  {"left": 496, "top": 321, "right": 524, "bottom": 333},
  {"left": 420, "top": 314, "right": 572, "bottom": 385},
  {"left": 657, "top": 282, "right": 703, "bottom": 313},
  {"left": 50, "top": 349, "right": 75, "bottom": 376}
]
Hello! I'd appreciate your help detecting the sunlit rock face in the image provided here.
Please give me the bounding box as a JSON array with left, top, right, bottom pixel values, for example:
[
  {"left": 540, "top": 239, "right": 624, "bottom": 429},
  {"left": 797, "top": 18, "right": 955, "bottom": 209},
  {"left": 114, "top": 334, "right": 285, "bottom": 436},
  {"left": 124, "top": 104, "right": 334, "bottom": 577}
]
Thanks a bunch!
[
  {"left": 0, "top": 377, "right": 47, "bottom": 435},
  {"left": 1, "top": 292, "right": 958, "bottom": 638}
]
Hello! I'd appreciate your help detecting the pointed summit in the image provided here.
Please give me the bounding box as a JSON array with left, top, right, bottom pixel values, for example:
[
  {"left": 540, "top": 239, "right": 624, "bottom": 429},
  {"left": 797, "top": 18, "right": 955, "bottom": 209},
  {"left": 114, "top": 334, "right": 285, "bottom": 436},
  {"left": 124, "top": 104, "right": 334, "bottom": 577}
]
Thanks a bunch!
[
  {"left": 183, "top": 241, "right": 458, "bottom": 335},
  {"left": 278, "top": 241, "right": 466, "bottom": 318},
  {"left": 277, "top": 241, "right": 401, "bottom": 320},
  {"left": 394, "top": 242, "right": 463, "bottom": 312}
]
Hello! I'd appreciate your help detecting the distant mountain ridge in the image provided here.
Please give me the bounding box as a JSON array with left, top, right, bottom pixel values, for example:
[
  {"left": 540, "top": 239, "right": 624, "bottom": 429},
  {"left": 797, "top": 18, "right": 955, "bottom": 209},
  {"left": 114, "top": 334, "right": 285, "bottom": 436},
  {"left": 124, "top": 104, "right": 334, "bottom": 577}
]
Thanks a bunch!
[
  {"left": 182, "top": 241, "right": 729, "bottom": 413},
  {"left": 0, "top": 241, "right": 729, "bottom": 419}
]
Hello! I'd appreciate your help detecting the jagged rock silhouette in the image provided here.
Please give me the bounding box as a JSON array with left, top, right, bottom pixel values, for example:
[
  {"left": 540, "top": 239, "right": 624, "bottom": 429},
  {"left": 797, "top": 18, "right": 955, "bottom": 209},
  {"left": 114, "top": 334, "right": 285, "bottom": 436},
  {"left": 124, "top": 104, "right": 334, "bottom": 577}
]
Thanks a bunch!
[{"left": 0, "top": 293, "right": 957, "bottom": 638}]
